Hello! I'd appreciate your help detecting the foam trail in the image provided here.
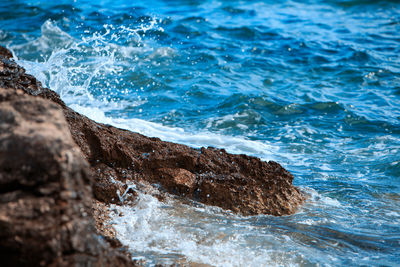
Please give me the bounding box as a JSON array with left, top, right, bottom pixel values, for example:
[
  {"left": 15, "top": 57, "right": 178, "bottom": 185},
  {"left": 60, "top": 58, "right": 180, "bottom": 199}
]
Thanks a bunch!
[{"left": 70, "top": 104, "right": 279, "bottom": 161}]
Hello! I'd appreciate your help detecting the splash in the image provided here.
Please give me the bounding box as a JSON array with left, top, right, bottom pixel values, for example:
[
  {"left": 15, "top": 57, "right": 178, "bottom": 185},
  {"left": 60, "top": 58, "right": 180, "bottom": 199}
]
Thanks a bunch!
[
  {"left": 111, "top": 192, "right": 309, "bottom": 267},
  {"left": 12, "top": 19, "right": 163, "bottom": 106}
]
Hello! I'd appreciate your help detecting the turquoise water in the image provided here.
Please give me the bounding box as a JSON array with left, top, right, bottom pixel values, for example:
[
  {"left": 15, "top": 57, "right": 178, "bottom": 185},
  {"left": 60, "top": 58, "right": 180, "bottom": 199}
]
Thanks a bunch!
[{"left": 1, "top": 0, "right": 400, "bottom": 266}]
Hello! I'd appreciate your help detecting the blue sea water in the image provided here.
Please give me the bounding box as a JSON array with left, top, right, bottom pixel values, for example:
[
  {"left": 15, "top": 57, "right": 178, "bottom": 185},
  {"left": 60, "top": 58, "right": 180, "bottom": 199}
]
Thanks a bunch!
[{"left": 1, "top": 0, "right": 400, "bottom": 266}]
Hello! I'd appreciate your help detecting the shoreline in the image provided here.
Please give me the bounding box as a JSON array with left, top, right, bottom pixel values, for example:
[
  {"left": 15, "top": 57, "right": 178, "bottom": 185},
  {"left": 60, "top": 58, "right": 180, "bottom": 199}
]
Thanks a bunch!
[{"left": 0, "top": 46, "right": 305, "bottom": 265}]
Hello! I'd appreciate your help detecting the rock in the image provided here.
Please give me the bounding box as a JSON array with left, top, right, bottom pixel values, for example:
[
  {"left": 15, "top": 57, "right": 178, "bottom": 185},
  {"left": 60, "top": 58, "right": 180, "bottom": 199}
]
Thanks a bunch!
[
  {"left": 0, "top": 89, "right": 135, "bottom": 265},
  {"left": 0, "top": 45, "right": 305, "bottom": 217},
  {"left": 65, "top": 109, "right": 305, "bottom": 215},
  {"left": 157, "top": 167, "right": 197, "bottom": 194},
  {"left": 92, "top": 200, "right": 122, "bottom": 248},
  {"left": 0, "top": 46, "right": 12, "bottom": 59}
]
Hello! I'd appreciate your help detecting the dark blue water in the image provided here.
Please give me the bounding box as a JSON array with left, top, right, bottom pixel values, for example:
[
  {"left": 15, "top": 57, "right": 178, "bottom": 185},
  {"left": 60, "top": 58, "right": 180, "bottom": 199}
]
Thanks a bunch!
[{"left": 1, "top": 0, "right": 400, "bottom": 266}]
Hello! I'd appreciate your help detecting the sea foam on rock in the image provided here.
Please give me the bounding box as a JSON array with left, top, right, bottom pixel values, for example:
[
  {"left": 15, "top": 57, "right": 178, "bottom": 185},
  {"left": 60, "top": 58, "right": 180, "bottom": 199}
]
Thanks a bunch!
[{"left": 0, "top": 45, "right": 305, "bottom": 264}]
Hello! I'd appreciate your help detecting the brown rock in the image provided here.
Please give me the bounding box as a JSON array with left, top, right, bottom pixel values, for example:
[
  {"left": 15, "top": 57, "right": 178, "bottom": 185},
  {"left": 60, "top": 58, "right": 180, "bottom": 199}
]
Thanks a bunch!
[
  {"left": 0, "top": 46, "right": 12, "bottom": 59},
  {"left": 157, "top": 167, "right": 197, "bottom": 194},
  {"left": 0, "top": 86, "right": 135, "bottom": 265},
  {"left": 92, "top": 200, "right": 122, "bottom": 248}
]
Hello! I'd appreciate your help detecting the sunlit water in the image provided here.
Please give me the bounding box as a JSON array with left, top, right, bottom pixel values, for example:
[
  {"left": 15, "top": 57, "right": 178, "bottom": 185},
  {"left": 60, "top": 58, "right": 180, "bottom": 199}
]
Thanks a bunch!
[{"left": 1, "top": 0, "right": 400, "bottom": 266}]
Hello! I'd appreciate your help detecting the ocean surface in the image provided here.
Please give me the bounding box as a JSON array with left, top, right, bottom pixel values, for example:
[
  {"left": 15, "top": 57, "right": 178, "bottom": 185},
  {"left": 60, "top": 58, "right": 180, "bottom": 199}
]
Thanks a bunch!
[{"left": 1, "top": 0, "right": 400, "bottom": 266}]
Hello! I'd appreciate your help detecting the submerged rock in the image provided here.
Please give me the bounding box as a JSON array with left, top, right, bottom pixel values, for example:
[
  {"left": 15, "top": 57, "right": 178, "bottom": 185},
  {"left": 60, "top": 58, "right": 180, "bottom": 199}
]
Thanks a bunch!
[{"left": 0, "top": 45, "right": 305, "bottom": 217}]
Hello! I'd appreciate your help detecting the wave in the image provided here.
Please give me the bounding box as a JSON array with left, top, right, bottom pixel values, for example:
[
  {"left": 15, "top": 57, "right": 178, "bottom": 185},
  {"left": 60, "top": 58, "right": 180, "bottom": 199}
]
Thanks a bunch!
[{"left": 111, "top": 191, "right": 310, "bottom": 267}]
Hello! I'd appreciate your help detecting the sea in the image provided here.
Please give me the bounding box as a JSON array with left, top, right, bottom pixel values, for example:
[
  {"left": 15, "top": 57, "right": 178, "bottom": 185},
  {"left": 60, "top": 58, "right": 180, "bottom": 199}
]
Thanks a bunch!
[{"left": 1, "top": 0, "right": 399, "bottom": 266}]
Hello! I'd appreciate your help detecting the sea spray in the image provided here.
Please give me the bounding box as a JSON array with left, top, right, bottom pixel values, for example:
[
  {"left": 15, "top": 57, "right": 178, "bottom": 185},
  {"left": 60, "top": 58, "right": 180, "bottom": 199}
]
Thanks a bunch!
[{"left": 2, "top": 1, "right": 400, "bottom": 265}]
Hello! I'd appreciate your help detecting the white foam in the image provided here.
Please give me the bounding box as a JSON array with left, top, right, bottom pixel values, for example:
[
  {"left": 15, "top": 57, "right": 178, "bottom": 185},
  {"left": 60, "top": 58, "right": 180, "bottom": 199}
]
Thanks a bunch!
[
  {"left": 71, "top": 104, "right": 279, "bottom": 161},
  {"left": 320, "top": 164, "right": 333, "bottom": 171},
  {"left": 111, "top": 192, "right": 304, "bottom": 267},
  {"left": 68, "top": 96, "right": 279, "bottom": 163},
  {"left": 303, "top": 187, "right": 342, "bottom": 208}
]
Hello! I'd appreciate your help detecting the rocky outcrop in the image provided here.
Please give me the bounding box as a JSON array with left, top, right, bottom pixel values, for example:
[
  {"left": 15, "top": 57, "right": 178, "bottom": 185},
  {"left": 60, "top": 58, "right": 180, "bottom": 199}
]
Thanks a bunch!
[
  {"left": 66, "top": 111, "right": 305, "bottom": 215},
  {"left": 0, "top": 45, "right": 304, "bottom": 216},
  {"left": 0, "top": 44, "right": 305, "bottom": 264}
]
